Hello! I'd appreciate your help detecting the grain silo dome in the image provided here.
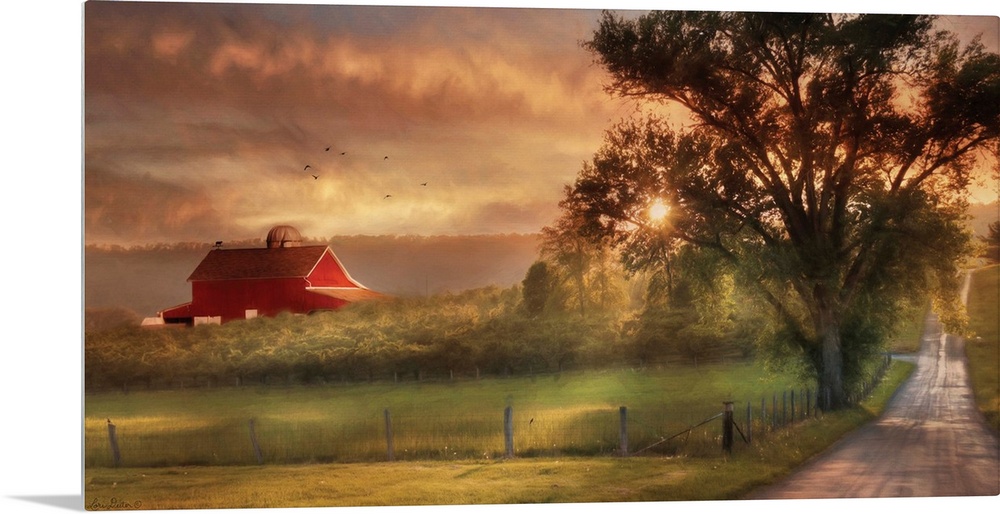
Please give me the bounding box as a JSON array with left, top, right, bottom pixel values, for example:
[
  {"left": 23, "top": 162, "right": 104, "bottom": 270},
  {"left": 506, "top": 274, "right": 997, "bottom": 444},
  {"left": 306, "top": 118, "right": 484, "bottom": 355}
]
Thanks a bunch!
[{"left": 266, "top": 225, "right": 303, "bottom": 248}]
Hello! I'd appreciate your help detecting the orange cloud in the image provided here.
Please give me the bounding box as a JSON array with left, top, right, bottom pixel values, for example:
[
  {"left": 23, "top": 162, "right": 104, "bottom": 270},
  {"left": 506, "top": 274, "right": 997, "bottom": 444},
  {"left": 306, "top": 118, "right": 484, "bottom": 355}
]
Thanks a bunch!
[{"left": 152, "top": 29, "right": 195, "bottom": 60}]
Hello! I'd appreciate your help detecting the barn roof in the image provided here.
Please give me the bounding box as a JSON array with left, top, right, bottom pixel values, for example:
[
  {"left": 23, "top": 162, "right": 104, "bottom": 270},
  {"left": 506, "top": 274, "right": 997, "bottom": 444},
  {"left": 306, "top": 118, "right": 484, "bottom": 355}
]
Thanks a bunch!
[{"left": 188, "top": 246, "right": 333, "bottom": 281}]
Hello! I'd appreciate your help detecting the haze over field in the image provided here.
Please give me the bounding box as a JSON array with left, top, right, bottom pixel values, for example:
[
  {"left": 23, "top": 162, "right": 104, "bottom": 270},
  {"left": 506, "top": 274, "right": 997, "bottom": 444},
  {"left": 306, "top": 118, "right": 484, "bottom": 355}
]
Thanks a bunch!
[{"left": 85, "top": 233, "right": 542, "bottom": 317}]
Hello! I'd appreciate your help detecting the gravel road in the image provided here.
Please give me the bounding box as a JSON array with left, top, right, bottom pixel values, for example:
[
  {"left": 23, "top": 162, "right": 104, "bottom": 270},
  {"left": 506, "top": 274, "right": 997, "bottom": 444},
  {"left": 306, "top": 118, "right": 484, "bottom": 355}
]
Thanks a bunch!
[{"left": 746, "top": 273, "right": 999, "bottom": 499}]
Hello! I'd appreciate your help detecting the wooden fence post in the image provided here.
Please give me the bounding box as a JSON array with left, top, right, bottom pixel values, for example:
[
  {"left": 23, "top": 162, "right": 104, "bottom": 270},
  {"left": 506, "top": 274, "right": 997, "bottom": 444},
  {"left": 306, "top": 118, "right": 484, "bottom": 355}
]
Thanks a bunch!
[
  {"left": 790, "top": 389, "right": 796, "bottom": 422},
  {"left": 746, "top": 401, "right": 752, "bottom": 444},
  {"left": 106, "top": 420, "right": 121, "bottom": 468},
  {"left": 772, "top": 393, "right": 777, "bottom": 427},
  {"left": 248, "top": 418, "right": 264, "bottom": 465},
  {"left": 761, "top": 397, "right": 767, "bottom": 431},
  {"left": 722, "top": 402, "right": 734, "bottom": 455},
  {"left": 384, "top": 408, "right": 395, "bottom": 461},
  {"left": 618, "top": 406, "right": 628, "bottom": 457},
  {"left": 503, "top": 406, "right": 514, "bottom": 458},
  {"left": 782, "top": 390, "right": 787, "bottom": 425}
]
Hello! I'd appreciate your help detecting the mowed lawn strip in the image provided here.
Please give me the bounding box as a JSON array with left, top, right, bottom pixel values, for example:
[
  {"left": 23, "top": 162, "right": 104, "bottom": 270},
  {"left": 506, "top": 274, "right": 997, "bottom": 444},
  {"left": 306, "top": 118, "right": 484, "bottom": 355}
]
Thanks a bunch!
[{"left": 84, "top": 459, "right": 690, "bottom": 509}]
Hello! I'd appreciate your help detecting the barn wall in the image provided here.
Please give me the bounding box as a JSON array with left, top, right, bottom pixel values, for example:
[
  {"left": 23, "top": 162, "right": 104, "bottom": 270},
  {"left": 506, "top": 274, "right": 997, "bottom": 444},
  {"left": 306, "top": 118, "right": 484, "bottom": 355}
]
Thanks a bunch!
[
  {"left": 307, "top": 250, "right": 357, "bottom": 287},
  {"left": 190, "top": 278, "right": 348, "bottom": 322}
]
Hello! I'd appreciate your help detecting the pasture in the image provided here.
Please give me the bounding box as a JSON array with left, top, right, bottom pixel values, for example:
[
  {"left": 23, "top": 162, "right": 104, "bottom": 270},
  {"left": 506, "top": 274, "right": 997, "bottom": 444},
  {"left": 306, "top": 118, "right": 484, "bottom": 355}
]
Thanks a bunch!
[
  {"left": 83, "top": 361, "right": 914, "bottom": 508},
  {"left": 86, "top": 363, "right": 815, "bottom": 468},
  {"left": 82, "top": 260, "right": 995, "bottom": 509}
]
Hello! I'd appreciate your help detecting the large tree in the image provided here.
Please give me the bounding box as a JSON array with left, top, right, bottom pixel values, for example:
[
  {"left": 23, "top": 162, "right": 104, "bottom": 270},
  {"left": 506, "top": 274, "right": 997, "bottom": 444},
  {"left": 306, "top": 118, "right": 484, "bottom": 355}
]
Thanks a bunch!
[{"left": 568, "top": 11, "right": 998, "bottom": 409}]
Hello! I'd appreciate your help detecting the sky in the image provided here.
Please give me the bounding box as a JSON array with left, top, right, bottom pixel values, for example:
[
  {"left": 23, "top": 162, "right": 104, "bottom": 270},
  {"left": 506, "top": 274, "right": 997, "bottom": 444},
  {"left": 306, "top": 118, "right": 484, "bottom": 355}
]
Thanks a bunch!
[
  {"left": 84, "top": 2, "right": 632, "bottom": 245},
  {"left": 82, "top": 1, "right": 1000, "bottom": 247}
]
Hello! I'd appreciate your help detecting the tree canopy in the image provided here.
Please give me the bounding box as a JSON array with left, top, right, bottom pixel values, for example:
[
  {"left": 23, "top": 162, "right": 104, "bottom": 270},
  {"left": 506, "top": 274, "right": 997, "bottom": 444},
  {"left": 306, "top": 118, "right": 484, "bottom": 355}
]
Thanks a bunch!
[{"left": 567, "top": 11, "right": 999, "bottom": 408}]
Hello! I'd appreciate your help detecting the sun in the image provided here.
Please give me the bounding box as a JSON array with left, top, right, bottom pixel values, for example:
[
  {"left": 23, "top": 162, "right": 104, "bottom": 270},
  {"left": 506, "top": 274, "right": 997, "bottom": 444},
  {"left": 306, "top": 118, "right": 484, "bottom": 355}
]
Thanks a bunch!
[{"left": 648, "top": 199, "right": 669, "bottom": 222}]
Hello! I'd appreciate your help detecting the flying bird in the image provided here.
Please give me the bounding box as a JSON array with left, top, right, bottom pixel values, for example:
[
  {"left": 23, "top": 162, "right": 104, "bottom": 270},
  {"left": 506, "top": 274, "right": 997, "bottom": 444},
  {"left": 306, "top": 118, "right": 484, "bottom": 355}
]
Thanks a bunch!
[
  {"left": 529, "top": 418, "right": 534, "bottom": 425},
  {"left": 311, "top": 175, "right": 319, "bottom": 180},
  {"left": 384, "top": 156, "right": 389, "bottom": 160},
  {"left": 304, "top": 165, "right": 312, "bottom": 170},
  {"left": 420, "top": 182, "right": 428, "bottom": 186},
  {"left": 384, "top": 194, "right": 392, "bottom": 199},
  {"left": 340, "top": 152, "right": 346, "bottom": 155},
  {"left": 325, "top": 146, "right": 331, "bottom": 151}
]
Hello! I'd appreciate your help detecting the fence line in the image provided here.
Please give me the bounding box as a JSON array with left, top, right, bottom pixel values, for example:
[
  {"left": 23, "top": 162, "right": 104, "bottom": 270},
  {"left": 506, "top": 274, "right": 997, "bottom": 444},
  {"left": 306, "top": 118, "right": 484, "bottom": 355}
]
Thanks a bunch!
[
  {"left": 384, "top": 408, "right": 395, "bottom": 461},
  {"left": 248, "top": 418, "right": 264, "bottom": 465},
  {"left": 106, "top": 420, "right": 121, "bottom": 468},
  {"left": 93, "top": 355, "right": 894, "bottom": 467}
]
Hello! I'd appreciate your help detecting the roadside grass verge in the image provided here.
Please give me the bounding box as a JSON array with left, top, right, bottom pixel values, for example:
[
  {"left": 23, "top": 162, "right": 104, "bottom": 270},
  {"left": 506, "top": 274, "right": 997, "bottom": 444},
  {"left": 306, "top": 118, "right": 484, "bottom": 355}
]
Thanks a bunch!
[
  {"left": 966, "top": 265, "right": 1000, "bottom": 435},
  {"left": 83, "top": 361, "right": 913, "bottom": 509}
]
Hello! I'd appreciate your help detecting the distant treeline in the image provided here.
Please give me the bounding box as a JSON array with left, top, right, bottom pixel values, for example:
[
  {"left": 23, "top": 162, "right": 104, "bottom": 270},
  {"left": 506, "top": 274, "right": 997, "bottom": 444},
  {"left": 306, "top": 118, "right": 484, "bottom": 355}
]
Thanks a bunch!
[{"left": 84, "top": 286, "right": 754, "bottom": 392}]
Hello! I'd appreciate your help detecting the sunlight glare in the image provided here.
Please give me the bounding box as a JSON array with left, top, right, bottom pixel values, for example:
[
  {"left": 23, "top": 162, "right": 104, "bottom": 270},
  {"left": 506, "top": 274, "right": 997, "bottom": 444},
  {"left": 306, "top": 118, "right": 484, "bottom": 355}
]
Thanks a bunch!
[{"left": 648, "top": 199, "right": 669, "bottom": 222}]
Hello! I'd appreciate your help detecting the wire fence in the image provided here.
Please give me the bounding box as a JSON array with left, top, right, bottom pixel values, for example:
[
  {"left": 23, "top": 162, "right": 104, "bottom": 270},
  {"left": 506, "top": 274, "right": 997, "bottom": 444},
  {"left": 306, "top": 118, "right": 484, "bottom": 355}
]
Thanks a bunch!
[{"left": 87, "top": 356, "right": 893, "bottom": 468}]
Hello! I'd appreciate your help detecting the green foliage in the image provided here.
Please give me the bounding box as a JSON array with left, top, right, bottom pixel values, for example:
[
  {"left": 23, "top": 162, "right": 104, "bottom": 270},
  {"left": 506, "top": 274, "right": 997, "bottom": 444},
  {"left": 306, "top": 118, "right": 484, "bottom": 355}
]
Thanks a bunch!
[
  {"left": 522, "top": 261, "right": 557, "bottom": 317},
  {"left": 573, "top": 11, "right": 998, "bottom": 408},
  {"left": 540, "top": 208, "right": 631, "bottom": 317},
  {"left": 966, "top": 266, "right": 1000, "bottom": 434},
  {"left": 979, "top": 220, "right": 1000, "bottom": 263},
  {"left": 85, "top": 286, "right": 636, "bottom": 390}
]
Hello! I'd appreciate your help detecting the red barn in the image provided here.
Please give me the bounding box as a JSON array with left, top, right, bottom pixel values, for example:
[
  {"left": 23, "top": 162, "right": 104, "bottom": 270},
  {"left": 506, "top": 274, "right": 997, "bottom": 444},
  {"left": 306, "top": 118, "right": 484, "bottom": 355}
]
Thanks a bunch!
[{"left": 153, "top": 226, "right": 382, "bottom": 325}]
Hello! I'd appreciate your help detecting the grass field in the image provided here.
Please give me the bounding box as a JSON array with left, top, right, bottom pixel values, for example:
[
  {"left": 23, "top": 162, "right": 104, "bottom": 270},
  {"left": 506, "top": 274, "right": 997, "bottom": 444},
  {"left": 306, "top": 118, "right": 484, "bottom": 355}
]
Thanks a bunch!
[
  {"left": 965, "top": 265, "right": 1000, "bottom": 435},
  {"left": 84, "top": 360, "right": 914, "bottom": 509},
  {"left": 86, "top": 363, "right": 817, "bottom": 468},
  {"left": 82, "top": 261, "right": 972, "bottom": 509}
]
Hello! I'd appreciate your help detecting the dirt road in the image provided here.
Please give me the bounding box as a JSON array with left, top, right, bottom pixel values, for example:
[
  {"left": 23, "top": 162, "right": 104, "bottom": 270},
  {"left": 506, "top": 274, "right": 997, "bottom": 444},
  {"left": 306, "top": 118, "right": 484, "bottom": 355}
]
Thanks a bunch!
[{"left": 747, "top": 273, "right": 999, "bottom": 499}]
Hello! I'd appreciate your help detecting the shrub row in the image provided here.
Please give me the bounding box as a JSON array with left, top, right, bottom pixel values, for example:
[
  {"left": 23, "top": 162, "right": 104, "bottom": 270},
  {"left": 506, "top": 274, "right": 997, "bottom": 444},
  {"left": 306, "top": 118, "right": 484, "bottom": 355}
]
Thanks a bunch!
[{"left": 85, "top": 286, "right": 751, "bottom": 391}]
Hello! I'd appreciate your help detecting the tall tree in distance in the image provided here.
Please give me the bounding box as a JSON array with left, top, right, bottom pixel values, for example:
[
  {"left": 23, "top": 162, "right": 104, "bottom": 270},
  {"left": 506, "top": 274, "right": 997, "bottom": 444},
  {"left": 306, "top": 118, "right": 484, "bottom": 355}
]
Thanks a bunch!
[
  {"left": 541, "top": 202, "right": 628, "bottom": 317},
  {"left": 569, "top": 11, "right": 998, "bottom": 409},
  {"left": 522, "top": 260, "right": 557, "bottom": 318},
  {"left": 981, "top": 220, "right": 1000, "bottom": 263}
]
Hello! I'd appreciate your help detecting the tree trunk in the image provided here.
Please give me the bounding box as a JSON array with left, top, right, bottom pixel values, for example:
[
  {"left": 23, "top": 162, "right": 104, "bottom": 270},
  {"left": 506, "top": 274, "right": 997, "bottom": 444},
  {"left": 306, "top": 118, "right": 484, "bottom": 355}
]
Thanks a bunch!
[{"left": 817, "top": 307, "right": 845, "bottom": 410}]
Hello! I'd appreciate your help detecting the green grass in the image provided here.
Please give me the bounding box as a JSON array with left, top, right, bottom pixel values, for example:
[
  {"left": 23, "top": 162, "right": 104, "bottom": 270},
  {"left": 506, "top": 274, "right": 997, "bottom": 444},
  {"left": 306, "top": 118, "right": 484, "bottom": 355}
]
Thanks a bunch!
[
  {"left": 886, "top": 301, "right": 929, "bottom": 354},
  {"left": 86, "top": 364, "right": 815, "bottom": 468},
  {"left": 965, "top": 265, "right": 1000, "bottom": 435},
  {"left": 83, "top": 361, "right": 914, "bottom": 509}
]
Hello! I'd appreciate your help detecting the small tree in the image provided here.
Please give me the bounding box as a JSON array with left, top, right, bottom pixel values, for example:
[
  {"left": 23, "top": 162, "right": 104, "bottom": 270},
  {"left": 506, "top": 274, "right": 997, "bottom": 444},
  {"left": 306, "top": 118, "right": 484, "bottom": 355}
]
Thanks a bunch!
[
  {"left": 522, "top": 260, "right": 557, "bottom": 317},
  {"left": 981, "top": 220, "right": 1000, "bottom": 262}
]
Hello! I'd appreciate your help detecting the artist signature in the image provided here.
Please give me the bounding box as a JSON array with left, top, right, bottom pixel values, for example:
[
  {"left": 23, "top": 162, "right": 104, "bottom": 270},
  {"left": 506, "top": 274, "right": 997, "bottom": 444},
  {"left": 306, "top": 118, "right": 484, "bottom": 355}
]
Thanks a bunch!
[{"left": 87, "top": 497, "right": 143, "bottom": 510}]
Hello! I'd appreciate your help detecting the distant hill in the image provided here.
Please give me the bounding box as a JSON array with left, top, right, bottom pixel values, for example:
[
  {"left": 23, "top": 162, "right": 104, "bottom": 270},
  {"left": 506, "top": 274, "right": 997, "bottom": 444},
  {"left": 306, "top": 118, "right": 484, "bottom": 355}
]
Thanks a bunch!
[
  {"left": 968, "top": 201, "right": 999, "bottom": 238},
  {"left": 85, "top": 201, "right": 998, "bottom": 319},
  {"left": 84, "top": 233, "right": 542, "bottom": 317}
]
